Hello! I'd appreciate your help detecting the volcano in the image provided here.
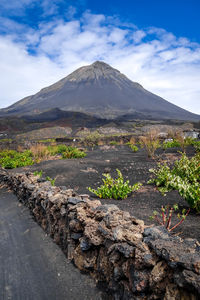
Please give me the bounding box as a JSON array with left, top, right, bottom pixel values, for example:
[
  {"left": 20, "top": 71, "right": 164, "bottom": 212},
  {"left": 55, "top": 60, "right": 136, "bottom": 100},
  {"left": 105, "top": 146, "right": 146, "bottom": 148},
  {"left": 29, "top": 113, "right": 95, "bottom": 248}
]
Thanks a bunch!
[{"left": 1, "top": 61, "right": 199, "bottom": 121}]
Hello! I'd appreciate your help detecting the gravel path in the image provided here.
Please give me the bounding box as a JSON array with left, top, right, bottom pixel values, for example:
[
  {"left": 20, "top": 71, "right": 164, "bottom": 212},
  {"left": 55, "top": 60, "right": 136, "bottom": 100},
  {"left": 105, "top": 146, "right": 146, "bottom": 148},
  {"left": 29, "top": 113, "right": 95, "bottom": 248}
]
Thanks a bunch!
[{"left": 0, "top": 187, "right": 103, "bottom": 300}]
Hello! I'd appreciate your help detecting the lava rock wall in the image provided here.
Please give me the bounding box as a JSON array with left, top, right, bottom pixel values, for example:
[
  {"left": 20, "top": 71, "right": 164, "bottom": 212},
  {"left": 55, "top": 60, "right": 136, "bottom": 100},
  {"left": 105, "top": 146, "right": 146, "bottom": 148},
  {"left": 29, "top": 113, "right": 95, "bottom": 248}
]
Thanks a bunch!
[{"left": 0, "top": 171, "right": 199, "bottom": 299}]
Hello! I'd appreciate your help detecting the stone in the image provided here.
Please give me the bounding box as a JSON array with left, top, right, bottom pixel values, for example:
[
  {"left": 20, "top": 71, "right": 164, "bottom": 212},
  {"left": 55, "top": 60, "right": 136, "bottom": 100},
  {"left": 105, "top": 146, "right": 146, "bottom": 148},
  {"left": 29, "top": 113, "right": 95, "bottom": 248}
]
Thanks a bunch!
[
  {"left": 37, "top": 178, "right": 46, "bottom": 183},
  {"left": 163, "top": 283, "right": 181, "bottom": 300},
  {"left": 68, "top": 197, "right": 85, "bottom": 205},
  {"left": 129, "top": 265, "right": 150, "bottom": 293},
  {"left": 96, "top": 247, "right": 112, "bottom": 280},
  {"left": 69, "top": 219, "right": 83, "bottom": 232},
  {"left": 174, "top": 269, "right": 200, "bottom": 294},
  {"left": 60, "top": 206, "right": 67, "bottom": 216},
  {"left": 143, "top": 226, "right": 171, "bottom": 242},
  {"left": 149, "top": 261, "right": 170, "bottom": 287},
  {"left": 84, "top": 220, "right": 104, "bottom": 246},
  {"left": 134, "top": 242, "right": 158, "bottom": 269},
  {"left": 73, "top": 245, "right": 97, "bottom": 272},
  {"left": 71, "top": 233, "right": 82, "bottom": 240},
  {"left": 108, "top": 243, "right": 135, "bottom": 258},
  {"left": 80, "top": 237, "right": 91, "bottom": 251}
]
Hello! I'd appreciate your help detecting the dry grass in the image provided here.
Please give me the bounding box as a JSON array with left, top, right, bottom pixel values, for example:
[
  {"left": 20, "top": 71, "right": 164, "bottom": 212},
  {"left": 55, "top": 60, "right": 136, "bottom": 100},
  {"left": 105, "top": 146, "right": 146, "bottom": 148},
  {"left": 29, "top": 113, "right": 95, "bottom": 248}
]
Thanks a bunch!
[
  {"left": 17, "top": 145, "right": 24, "bottom": 152},
  {"left": 129, "top": 136, "right": 136, "bottom": 145},
  {"left": 139, "top": 129, "right": 160, "bottom": 158},
  {"left": 30, "top": 144, "right": 50, "bottom": 161}
]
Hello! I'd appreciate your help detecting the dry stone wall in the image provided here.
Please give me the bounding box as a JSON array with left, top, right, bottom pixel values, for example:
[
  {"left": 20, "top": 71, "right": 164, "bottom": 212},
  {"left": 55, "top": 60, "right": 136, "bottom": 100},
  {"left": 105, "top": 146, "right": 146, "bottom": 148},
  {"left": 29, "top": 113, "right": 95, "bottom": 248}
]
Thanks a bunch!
[{"left": 0, "top": 170, "right": 200, "bottom": 299}]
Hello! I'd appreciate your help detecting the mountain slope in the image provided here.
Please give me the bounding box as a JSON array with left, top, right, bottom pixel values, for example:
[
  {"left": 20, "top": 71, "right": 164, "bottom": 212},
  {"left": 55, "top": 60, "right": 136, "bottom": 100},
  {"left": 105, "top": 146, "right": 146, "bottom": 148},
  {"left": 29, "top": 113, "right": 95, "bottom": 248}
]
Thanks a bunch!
[{"left": 1, "top": 61, "right": 199, "bottom": 121}]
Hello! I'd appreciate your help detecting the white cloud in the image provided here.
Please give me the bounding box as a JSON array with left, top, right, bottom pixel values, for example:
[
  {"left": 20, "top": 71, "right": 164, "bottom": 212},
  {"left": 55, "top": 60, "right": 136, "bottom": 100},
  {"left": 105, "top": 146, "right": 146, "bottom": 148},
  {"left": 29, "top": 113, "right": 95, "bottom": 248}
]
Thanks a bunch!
[
  {"left": 0, "top": 12, "right": 200, "bottom": 115},
  {"left": 132, "top": 30, "right": 146, "bottom": 43}
]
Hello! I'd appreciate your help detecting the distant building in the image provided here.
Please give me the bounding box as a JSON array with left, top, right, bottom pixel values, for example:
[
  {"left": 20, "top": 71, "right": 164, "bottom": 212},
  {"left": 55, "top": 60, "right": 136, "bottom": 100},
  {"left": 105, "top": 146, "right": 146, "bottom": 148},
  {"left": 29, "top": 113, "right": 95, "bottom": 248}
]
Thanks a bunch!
[{"left": 184, "top": 131, "right": 199, "bottom": 139}]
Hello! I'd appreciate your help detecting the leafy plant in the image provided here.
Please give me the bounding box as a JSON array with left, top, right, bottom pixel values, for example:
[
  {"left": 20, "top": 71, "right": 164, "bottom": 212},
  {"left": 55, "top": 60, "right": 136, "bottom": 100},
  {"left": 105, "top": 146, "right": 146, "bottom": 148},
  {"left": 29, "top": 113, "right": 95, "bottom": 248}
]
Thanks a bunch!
[
  {"left": 130, "top": 144, "right": 138, "bottom": 152},
  {"left": 148, "top": 153, "right": 200, "bottom": 211},
  {"left": 150, "top": 204, "right": 190, "bottom": 232},
  {"left": 109, "top": 141, "right": 119, "bottom": 145},
  {"left": 88, "top": 169, "right": 142, "bottom": 200},
  {"left": 57, "top": 144, "right": 68, "bottom": 153},
  {"left": 62, "top": 146, "right": 86, "bottom": 159},
  {"left": 46, "top": 176, "right": 56, "bottom": 186},
  {"left": 0, "top": 149, "right": 34, "bottom": 169},
  {"left": 162, "top": 139, "right": 181, "bottom": 149},
  {"left": 193, "top": 141, "right": 200, "bottom": 153},
  {"left": 33, "top": 170, "right": 43, "bottom": 177}
]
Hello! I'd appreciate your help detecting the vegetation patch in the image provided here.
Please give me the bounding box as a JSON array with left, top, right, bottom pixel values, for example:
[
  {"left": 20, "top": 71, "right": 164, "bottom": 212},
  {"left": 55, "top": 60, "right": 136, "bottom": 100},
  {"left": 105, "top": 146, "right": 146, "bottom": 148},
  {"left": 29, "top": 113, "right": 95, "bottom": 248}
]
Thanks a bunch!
[
  {"left": 0, "top": 144, "right": 86, "bottom": 169},
  {"left": 150, "top": 204, "right": 190, "bottom": 232},
  {"left": 0, "top": 150, "right": 34, "bottom": 169},
  {"left": 139, "top": 130, "right": 160, "bottom": 158},
  {"left": 38, "top": 138, "right": 56, "bottom": 143},
  {"left": 148, "top": 152, "right": 200, "bottom": 212},
  {"left": 61, "top": 146, "right": 86, "bottom": 159},
  {"left": 0, "top": 138, "right": 12, "bottom": 143},
  {"left": 88, "top": 169, "right": 142, "bottom": 200},
  {"left": 162, "top": 139, "right": 181, "bottom": 149},
  {"left": 129, "top": 144, "right": 139, "bottom": 152}
]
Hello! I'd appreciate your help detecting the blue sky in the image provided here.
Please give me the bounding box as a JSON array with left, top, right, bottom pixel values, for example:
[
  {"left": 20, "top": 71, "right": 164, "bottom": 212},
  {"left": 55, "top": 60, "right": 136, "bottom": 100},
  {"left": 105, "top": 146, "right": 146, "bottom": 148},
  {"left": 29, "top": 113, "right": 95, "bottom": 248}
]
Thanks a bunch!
[{"left": 0, "top": 0, "right": 200, "bottom": 114}]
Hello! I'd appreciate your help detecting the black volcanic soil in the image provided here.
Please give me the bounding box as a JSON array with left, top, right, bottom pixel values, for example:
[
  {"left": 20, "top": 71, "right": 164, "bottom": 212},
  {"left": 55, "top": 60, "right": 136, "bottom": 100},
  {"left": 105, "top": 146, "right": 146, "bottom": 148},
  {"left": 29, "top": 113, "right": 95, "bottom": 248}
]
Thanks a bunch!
[{"left": 10, "top": 145, "right": 200, "bottom": 241}]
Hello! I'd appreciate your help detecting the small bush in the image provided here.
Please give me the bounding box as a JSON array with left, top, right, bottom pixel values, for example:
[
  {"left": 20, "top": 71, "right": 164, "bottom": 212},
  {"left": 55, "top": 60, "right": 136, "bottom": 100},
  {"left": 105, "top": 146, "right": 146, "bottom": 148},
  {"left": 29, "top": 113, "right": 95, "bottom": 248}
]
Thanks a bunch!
[
  {"left": 162, "top": 139, "right": 181, "bottom": 149},
  {"left": 130, "top": 144, "right": 138, "bottom": 152},
  {"left": 150, "top": 204, "right": 190, "bottom": 232},
  {"left": 193, "top": 140, "right": 200, "bottom": 153},
  {"left": 109, "top": 141, "right": 118, "bottom": 145},
  {"left": 57, "top": 144, "right": 68, "bottom": 154},
  {"left": 33, "top": 170, "right": 43, "bottom": 177},
  {"left": 148, "top": 153, "right": 200, "bottom": 212},
  {"left": 0, "top": 149, "right": 34, "bottom": 169},
  {"left": 46, "top": 176, "right": 56, "bottom": 186},
  {"left": 83, "top": 131, "right": 102, "bottom": 145},
  {"left": 139, "top": 130, "right": 160, "bottom": 158},
  {"left": 62, "top": 146, "right": 86, "bottom": 159},
  {"left": 88, "top": 169, "right": 142, "bottom": 200},
  {"left": 30, "top": 144, "right": 50, "bottom": 161}
]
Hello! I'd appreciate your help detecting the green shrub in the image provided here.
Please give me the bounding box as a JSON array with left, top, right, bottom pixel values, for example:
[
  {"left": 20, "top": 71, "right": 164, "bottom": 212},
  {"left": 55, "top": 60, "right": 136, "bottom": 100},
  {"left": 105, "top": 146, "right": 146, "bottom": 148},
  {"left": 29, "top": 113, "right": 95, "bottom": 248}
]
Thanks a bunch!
[
  {"left": 88, "top": 169, "right": 142, "bottom": 200},
  {"left": 109, "top": 141, "right": 118, "bottom": 145},
  {"left": 193, "top": 141, "right": 200, "bottom": 153},
  {"left": 33, "top": 170, "right": 43, "bottom": 177},
  {"left": 130, "top": 144, "right": 138, "bottom": 152},
  {"left": 162, "top": 139, "right": 181, "bottom": 149},
  {"left": 0, "top": 138, "right": 12, "bottom": 143},
  {"left": 56, "top": 144, "right": 68, "bottom": 153},
  {"left": 62, "top": 146, "right": 86, "bottom": 159},
  {"left": 148, "top": 153, "right": 200, "bottom": 212},
  {"left": 46, "top": 176, "right": 55, "bottom": 186},
  {"left": 0, "top": 150, "right": 34, "bottom": 169}
]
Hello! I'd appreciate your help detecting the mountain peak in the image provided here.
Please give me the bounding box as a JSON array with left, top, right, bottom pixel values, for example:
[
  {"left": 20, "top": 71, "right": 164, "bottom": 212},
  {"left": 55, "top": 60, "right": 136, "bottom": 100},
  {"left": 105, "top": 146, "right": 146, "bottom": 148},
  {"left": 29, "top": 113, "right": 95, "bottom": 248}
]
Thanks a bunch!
[
  {"left": 66, "top": 60, "right": 120, "bottom": 83},
  {"left": 1, "top": 61, "right": 199, "bottom": 121},
  {"left": 91, "top": 61, "right": 111, "bottom": 68}
]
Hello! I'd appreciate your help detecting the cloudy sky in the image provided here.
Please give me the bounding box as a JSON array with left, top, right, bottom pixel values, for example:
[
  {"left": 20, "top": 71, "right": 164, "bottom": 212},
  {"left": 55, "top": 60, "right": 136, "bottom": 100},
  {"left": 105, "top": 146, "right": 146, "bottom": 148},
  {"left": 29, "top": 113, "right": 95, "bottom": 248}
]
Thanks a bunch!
[{"left": 0, "top": 0, "right": 200, "bottom": 114}]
